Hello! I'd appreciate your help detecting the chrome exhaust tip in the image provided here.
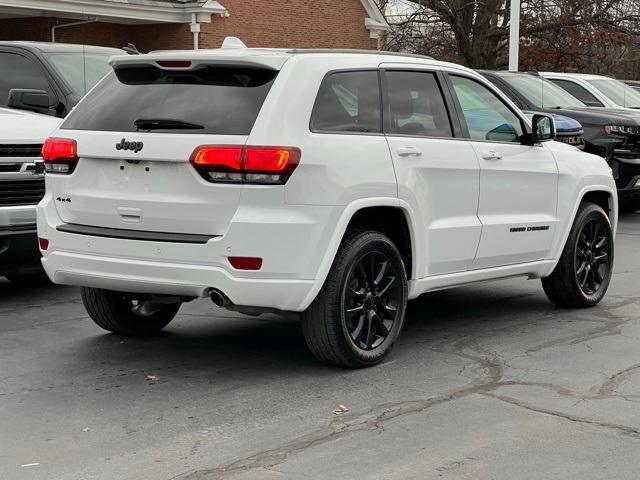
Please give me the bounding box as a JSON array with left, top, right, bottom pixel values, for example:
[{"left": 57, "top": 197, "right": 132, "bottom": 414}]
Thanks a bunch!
[{"left": 210, "top": 289, "right": 231, "bottom": 308}]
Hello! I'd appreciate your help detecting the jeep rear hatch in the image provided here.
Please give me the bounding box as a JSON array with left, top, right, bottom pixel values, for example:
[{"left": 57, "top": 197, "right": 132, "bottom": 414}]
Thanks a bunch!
[{"left": 49, "top": 60, "right": 282, "bottom": 236}]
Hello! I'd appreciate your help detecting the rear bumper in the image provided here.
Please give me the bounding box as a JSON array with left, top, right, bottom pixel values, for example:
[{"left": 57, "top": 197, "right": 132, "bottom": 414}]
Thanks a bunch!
[
  {"left": 37, "top": 192, "right": 338, "bottom": 312},
  {"left": 42, "top": 250, "right": 314, "bottom": 310}
]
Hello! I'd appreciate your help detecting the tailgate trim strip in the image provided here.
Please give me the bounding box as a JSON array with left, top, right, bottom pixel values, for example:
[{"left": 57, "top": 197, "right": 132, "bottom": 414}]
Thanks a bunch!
[{"left": 56, "top": 223, "right": 217, "bottom": 244}]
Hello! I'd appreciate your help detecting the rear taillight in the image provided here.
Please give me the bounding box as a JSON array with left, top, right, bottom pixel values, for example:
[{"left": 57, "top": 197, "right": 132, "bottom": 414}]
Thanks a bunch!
[
  {"left": 190, "top": 145, "right": 301, "bottom": 185},
  {"left": 42, "top": 138, "right": 78, "bottom": 174}
]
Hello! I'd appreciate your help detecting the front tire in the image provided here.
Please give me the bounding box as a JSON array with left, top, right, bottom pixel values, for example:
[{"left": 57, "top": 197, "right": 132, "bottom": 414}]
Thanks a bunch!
[
  {"left": 302, "top": 231, "right": 408, "bottom": 368},
  {"left": 542, "top": 203, "right": 614, "bottom": 308},
  {"left": 81, "top": 287, "right": 180, "bottom": 336}
]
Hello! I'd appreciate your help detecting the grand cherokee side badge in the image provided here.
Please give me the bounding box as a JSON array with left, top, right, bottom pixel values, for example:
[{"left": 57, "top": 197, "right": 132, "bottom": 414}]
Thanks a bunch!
[{"left": 116, "top": 139, "right": 144, "bottom": 153}]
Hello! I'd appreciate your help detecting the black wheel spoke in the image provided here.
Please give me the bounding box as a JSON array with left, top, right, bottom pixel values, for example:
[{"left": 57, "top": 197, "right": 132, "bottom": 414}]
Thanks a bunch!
[
  {"left": 576, "top": 261, "right": 587, "bottom": 276},
  {"left": 373, "top": 313, "right": 390, "bottom": 336},
  {"left": 377, "top": 276, "right": 396, "bottom": 297},
  {"left": 364, "top": 311, "right": 375, "bottom": 349},
  {"left": 579, "top": 266, "right": 590, "bottom": 288},
  {"left": 594, "top": 252, "right": 608, "bottom": 263},
  {"left": 374, "top": 261, "right": 389, "bottom": 286},
  {"left": 351, "top": 314, "right": 365, "bottom": 342},
  {"left": 592, "top": 265, "right": 602, "bottom": 284}
]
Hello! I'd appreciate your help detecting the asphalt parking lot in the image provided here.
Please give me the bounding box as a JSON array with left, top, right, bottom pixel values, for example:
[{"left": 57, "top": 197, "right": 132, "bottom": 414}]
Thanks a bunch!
[{"left": 1, "top": 213, "right": 639, "bottom": 480}]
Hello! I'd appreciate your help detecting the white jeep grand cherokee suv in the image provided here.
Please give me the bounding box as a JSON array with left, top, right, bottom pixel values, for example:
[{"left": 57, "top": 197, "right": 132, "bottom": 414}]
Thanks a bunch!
[{"left": 38, "top": 44, "right": 618, "bottom": 367}]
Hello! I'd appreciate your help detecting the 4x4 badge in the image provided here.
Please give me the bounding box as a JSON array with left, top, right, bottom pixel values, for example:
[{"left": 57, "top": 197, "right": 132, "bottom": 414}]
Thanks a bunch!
[{"left": 116, "top": 139, "right": 144, "bottom": 153}]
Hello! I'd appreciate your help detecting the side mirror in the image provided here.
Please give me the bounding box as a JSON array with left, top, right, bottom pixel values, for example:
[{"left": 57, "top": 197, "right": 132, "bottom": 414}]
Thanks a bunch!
[
  {"left": 531, "top": 114, "right": 555, "bottom": 143},
  {"left": 7, "top": 89, "right": 52, "bottom": 115}
]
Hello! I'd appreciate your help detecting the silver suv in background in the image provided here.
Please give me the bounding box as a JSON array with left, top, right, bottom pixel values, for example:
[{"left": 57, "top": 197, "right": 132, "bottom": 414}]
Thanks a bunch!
[{"left": 1, "top": 107, "right": 60, "bottom": 284}]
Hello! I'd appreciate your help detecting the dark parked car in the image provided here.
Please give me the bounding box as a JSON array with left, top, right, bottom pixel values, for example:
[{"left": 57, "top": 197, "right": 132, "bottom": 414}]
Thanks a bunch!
[
  {"left": 0, "top": 42, "right": 122, "bottom": 118},
  {"left": 480, "top": 70, "right": 640, "bottom": 212}
]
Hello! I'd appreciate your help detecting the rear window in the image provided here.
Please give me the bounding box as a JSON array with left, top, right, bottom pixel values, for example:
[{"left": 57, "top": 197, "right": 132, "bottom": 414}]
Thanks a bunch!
[{"left": 62, "top": 65, "right": 278, "bottom": 135}]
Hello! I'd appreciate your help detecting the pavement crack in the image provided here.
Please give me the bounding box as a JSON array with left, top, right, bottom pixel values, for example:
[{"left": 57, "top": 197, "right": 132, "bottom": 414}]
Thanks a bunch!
[
  {"left": 484, "top": 392, "right": 640, "bottom": 438},
  {"left": 174, "top": 343, "right": 507, "bottom": 480}
]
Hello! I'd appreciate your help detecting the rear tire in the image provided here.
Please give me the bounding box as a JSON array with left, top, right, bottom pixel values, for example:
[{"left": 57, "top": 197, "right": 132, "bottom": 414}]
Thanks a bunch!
[
  {"left": 81, "top": 287, "right": 180, "bottom": 336},
  {"left": 302, "top": 231, "right": 408, "bottom": 368},
  {"left": 542, "top": 203, "right": 613, "bottom": 308}
]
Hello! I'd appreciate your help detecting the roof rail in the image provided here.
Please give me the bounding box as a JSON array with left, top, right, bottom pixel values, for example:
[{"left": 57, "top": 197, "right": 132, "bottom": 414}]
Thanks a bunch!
[{"left": 285, "top": 48, "right": 434, "bottom": 60}]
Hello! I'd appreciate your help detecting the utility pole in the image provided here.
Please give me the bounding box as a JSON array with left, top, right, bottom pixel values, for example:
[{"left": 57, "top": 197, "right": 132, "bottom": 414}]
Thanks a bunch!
[{"left": 508, "top": 0, "right": 521, "bottom": 71}]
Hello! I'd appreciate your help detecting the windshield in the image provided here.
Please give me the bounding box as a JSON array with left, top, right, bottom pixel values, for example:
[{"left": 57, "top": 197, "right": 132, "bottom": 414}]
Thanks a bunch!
[
  {"left": 45, "top": 52, "right": 114, "bottom": 96},
  {"left": 499, "top": 73, "right": 586, "bottom": 109},
  {"left": 588, "top": 78, "right": 640, "bottom": 108}
]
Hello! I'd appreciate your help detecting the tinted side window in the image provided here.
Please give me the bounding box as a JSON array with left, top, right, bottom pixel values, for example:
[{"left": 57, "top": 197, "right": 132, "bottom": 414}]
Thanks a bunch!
[
  {"left": 0, "top": 53, "right": 50, "bottom": 106},
  {"left": 310, "top": 71, "right": 381, "bottom": 133},
  {"left": 550, "top": 79, "right": 604, "bottom": 107},
  {"left": 451, "top": 75, "right": 524, "bottom": 143},
  {"left": 385, "top": 71, "right": 453, "bottom": 137}
]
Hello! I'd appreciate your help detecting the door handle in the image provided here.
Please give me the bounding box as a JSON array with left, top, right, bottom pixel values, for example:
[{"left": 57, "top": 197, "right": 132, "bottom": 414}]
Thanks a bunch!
[
  {"left": 396, "top": 146, "right": 423, "bottom": 157},
  {"left": 481, "top": 150, "right": 503, "bottom": 161}
]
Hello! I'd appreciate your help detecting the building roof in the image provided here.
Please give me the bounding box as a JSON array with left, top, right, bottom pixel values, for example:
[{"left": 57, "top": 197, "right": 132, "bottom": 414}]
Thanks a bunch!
[
  {"left": 0, "top": 0, "right": 388, "bottom": 35},
  {"left": 0, "top": 0, "right": 227, "bottom": 24}
]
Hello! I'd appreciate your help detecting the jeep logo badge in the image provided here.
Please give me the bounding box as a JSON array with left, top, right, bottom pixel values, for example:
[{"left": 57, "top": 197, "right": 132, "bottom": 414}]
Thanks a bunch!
[{"left": 116, "top": 139, "right": 144, "bottom": 153}]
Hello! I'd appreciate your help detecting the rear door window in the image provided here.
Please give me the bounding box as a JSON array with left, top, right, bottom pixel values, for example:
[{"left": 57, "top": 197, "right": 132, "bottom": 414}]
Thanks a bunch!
[
  {"left": 385, "top": 70, "right": 453, "bottom": 137},
  {"left": 310, "top": 71, "right": 381, "bottom": 133},
  {"left": 62, "top": 65, "right": 278, "bottom": 135}
]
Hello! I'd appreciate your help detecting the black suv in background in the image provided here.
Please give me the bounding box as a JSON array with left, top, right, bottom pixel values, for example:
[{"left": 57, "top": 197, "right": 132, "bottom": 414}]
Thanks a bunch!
[
  {"left": 480, "top": 70, "right": 640, "bottom": 212},
  {"left": 0, "top": 42, "right": 122, "bottom": 118}
]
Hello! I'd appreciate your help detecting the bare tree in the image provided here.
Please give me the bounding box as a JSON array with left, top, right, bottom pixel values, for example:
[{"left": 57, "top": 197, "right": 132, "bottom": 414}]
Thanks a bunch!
[{"left": 382, "top": 0, "right": 640, "bottom": 75}]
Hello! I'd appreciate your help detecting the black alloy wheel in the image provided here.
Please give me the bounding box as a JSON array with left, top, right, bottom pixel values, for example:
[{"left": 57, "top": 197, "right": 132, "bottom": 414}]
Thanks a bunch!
[
  {"left": 344, "top": 252, "right": 401, "bottom": 350},
  {"left": 574, "top": 219, "right": 611, "bottom": 296}
]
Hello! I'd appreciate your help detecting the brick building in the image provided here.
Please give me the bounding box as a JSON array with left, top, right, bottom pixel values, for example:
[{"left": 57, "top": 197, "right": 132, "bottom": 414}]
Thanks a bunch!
[{"left": 0, "top": 0, "right": 388, "bottom": 52}]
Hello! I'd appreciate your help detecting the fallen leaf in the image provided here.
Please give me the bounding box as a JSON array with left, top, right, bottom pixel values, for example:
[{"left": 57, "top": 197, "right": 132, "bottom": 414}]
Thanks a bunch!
[
  {"left": 146, "top": 375, "right": 160, "bottom": 382},
  {"left": 333, "top": 405, "right": 349, "bottom": 415}
]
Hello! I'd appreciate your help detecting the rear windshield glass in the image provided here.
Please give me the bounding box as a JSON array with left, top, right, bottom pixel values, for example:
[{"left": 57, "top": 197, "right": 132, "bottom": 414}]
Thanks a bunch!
[{"left": 62, "top": 65, "right": 278, "bottom": 135}]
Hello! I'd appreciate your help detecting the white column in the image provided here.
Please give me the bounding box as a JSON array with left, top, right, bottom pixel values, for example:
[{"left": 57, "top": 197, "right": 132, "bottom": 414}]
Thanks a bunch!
[
  {"left": 508, "top": 0, "right": 521, "bottom": 72},
  {"left": 191, "top": 13, "right": 201, "bottom": 50}
]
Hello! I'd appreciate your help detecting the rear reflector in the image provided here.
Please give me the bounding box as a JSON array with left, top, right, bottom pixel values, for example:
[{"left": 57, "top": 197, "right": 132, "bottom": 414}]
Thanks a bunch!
[
  {"left": 190, "top": 145, "right": 301, "bottom": 185},
  {"left": 42, "top": 138, "right": 78, "bottom": 174},
  {"left": 38, "top": 238, "right": 49, "bottom": 250},
  {"left": 228, "top": 256, "right": 263, "bottom": 270},
  {"left": 157, "top": 60, "right": 192, "bottom": 68}
]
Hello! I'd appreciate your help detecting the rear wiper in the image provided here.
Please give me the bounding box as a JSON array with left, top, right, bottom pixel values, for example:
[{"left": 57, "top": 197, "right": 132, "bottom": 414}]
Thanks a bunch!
[{"left": 134, "top": 118, "right": 205, "bottom": 131}]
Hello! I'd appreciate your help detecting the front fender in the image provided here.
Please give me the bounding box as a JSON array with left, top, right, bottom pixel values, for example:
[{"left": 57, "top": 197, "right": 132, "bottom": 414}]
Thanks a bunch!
[{"left": 543, "top": 183, "right": 618, "bottom": 278}]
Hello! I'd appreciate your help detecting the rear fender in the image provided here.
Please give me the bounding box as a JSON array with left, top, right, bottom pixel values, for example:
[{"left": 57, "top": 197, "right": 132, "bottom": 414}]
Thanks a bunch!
[{"left": 298, "top": 198, "right": 420, "bottom": 311}]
